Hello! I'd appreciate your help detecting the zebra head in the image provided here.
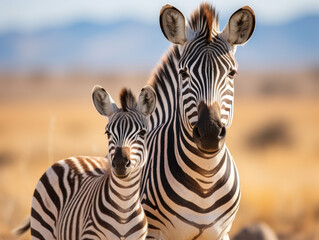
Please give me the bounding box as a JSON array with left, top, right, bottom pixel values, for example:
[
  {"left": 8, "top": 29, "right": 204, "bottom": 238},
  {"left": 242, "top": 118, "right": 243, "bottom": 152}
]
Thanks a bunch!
[
  {"left": 160, "top": 3, "right": 255, "bottom": 154},
  {"left": 92, "top": 85, "right": 156, "bottom": 179}
]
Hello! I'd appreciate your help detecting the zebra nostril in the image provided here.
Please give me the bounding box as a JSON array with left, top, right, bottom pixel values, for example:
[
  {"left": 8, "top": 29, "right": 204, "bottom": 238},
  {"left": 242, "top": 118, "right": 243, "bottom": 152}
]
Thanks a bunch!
[
  {"left": 125, "top": 160, "right": 131, "bottom": 168},
  {"left": 193, "top": 126, "right": 201, "bottom": 139},
  {"left": 219, "top": 126, "right": 226, "bottom": 139},
  {"left": 112, "top": 161, "right": 115, "bottom": 168}
]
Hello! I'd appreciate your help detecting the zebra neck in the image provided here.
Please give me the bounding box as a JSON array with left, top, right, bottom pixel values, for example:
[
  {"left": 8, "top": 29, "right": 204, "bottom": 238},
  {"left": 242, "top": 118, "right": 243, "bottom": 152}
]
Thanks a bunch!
[
  {"left": 175, "top": 117, "right": 229, "bottom": 188},
  {"left": 108, "top": 171, "right": 141, "bottom": 208}
]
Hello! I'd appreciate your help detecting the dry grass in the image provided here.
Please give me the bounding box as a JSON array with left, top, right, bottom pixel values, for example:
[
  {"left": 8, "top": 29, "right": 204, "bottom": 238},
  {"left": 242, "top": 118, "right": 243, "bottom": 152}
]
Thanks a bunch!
[
  {"left": 0, "top": 71, "right": 319, "bottom": 239},
  {"left": 0, "top": 100, "right": 108, "bottom": 240},
  {"left": 228, "top": 98, "right": 319, "bottom": 239}
]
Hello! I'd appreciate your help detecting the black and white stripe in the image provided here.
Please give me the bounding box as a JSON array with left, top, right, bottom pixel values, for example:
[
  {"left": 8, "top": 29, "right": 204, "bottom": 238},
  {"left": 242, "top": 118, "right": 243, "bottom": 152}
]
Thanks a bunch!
[
  {"left": 141, "top": 3, "right": 255, "bottom": 240},
  {"left": 26, "top": 87, "right": 156, "bottom": 239}
]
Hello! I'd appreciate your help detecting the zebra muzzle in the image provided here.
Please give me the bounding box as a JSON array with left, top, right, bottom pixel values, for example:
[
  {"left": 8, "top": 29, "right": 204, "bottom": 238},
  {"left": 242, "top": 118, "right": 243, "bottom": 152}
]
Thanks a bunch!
[
  {"left": 193, "top": 102, "right": 226, "bottom": 153},
  {"left": 112, "top": 147, "right": 132, "bottom": 178}
]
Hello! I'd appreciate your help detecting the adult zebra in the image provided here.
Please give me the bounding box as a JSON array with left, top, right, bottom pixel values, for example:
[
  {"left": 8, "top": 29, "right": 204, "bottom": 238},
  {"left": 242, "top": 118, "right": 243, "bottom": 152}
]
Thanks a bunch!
[
  {"left": 16, "top": 86, "right": 157, "bottom": 239},
  {"left": 140, "top": 3, "right": 255, "bottom": 240}
]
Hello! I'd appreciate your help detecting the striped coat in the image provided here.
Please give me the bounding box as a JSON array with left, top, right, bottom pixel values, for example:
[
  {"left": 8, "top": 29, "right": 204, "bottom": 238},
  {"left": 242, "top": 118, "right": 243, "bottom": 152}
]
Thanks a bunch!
[
  {"left": 27, "top": 86, "right": 157, "bottom": 239},
  {"left": 141, "top": 3, "right": 255, "bottom": 240}
]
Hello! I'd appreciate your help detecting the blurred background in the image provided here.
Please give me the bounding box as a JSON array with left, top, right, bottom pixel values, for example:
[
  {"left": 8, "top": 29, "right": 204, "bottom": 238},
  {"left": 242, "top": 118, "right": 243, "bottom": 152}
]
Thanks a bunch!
[{"left": 0, "top": 0, "right": 318, "bottom": 239}]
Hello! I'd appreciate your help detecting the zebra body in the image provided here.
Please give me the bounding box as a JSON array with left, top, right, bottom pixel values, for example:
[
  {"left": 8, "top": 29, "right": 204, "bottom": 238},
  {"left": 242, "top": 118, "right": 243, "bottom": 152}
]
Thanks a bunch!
[
  {"left": 32, "top": 156, "right": 147, "bottom": 240},
  {"left": 29, "top": 86, "right": 157, "bottom": 239},
  {"left": 141, "top": 3, "right": 255, "bottom": 239}
]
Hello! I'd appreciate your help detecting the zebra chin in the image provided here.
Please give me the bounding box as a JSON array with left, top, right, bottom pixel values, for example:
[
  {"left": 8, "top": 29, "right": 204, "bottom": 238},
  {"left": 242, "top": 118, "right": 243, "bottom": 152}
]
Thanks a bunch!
[
  {"left": 193, "top": 135, "right": 226, "bottom": 154},
  {"left": 112, "top": 167, "right": 132, "bottom": 179}
]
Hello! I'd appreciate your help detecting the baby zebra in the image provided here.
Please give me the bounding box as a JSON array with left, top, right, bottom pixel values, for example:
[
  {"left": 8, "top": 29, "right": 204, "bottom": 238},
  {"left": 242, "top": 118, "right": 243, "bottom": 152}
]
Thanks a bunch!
[{"left": 17, "top": 85, "right": 156, "bottom": 240}]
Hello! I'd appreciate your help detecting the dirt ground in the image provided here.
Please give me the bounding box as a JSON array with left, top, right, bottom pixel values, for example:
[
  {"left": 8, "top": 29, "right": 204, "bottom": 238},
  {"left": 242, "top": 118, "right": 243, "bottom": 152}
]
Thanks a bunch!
[{"left": 0, "top": 71, "right": 319, "bottom": 239}]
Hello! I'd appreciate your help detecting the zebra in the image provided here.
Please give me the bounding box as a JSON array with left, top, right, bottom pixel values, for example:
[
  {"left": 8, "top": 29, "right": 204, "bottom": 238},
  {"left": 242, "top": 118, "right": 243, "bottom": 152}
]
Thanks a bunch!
[
  {"left": 140, "top": 3, "right": 255, "bottom": 240},
  {"left": 16, "top": 85, "right": 157, "bottom": 239}
]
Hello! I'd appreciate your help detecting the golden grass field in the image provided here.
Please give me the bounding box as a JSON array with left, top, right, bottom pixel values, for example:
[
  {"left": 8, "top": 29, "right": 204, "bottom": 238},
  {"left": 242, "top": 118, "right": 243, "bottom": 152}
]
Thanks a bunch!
[{"left": 0, "top": 70, "right": 319, "bottom": 239}]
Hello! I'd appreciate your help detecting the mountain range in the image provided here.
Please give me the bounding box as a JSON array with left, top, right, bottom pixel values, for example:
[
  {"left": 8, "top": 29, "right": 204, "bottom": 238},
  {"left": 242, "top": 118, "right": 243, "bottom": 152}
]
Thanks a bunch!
[{"left": 0, "top": 15, "right": 318, "bottom": 72}]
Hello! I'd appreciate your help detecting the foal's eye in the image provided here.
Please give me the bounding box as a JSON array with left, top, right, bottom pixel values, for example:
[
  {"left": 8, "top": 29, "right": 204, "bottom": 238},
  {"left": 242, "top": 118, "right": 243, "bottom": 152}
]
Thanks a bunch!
[
  {"left": 228, "top": 70, "right": 237, "bottom": 79},
  {"left": 105, "top": 130, "right": 111, "bottom": 138},
  {"left": 138, "top": 129, "right": 147, "bottom": 138},
  {"left": 179, "top": 68, "right": 190, "bottom": 80}
]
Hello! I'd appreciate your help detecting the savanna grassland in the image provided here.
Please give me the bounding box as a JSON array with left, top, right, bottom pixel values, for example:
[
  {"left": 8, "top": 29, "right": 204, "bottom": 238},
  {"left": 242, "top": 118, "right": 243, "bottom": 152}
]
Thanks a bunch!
[{"left": 0, "top": 70, "right": 319, "bottom": 240}]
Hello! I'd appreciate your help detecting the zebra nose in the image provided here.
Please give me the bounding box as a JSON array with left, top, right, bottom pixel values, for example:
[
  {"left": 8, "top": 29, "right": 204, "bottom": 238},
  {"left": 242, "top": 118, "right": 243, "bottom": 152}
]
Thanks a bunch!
[
  {"left": 193, "top": 125, "right": 226, "bottom": 139},
  {"left": 194, "top": 125, "right": 226, "bottom": 139},
  {"left": 112, "top": 147, "right": 131, "bottom": 177},
  {"left": 193, "top": 102, "right": 226, "bottom": 153},
  {"left": 193, "top": 125, "right": 201, "bottom": 139},
  {"left": 219, "top": 126, "right": 226, "bottom": 139}
]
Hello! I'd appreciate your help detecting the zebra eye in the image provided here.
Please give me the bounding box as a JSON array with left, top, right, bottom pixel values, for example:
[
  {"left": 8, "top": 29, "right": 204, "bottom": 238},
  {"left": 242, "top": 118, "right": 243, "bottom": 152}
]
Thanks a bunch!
[
  {"left": 138, "top": 129, "right": 147, "bottom": 138},
  {"left": 228, "top": 70, "right": 237, "bottom": 79},
  {"left": 179, "top": 68, "right": 190, "bottom": 80},
  {"left": 105, "top": 130, "right": 111, "bottom": 138}
]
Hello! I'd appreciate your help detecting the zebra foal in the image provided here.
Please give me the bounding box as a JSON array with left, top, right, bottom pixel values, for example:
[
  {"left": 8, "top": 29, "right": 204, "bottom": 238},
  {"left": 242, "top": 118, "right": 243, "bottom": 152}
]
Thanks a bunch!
[{"left": 17, "top": 85, "right": 156, "bottom": 240}]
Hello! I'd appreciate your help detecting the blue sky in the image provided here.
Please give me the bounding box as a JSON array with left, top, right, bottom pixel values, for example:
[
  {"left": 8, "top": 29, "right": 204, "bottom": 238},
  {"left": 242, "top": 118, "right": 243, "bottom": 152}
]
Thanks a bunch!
[{"left": 0, "top": 0, "right": 318, "bottom": 32}]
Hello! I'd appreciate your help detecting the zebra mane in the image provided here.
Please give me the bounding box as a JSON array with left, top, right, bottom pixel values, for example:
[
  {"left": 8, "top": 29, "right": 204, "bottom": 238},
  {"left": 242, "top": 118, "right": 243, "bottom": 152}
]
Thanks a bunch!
[
  {"left": 119, "top": 88, "right": 137, "bottom": 112},
  {"left": 189, "top": 2, "right": 219, "bottom": 42}
]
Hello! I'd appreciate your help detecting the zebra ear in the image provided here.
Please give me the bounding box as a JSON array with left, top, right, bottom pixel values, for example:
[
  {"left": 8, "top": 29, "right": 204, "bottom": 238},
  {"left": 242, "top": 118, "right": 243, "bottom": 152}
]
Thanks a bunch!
[
  {"left": 160, "top": 4, "right": 190, "bottom": 45},
  {"left": 92, "top": 85, "right": 118, "bottom": 117},
  {"left": 137, "top": 85, "right": 157, "bottom": 116},
  {"left": 222, "top": 6, "right": 255, "bottom": 46}
]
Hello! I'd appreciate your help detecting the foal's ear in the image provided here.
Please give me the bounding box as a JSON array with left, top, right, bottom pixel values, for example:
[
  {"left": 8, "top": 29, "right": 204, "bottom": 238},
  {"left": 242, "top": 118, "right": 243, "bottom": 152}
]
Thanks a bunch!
[
  {"left": 160, "top": 4, "right": 191, "bottom": 45},
  {"left": 137, "top": 85, "right": 157, "bottom": 116},
  {"left": 92, "top": 85, "right": 118, "bottom": 117},
  {"left": 222, "top": 6, "right": 255, "bottom": 46}
]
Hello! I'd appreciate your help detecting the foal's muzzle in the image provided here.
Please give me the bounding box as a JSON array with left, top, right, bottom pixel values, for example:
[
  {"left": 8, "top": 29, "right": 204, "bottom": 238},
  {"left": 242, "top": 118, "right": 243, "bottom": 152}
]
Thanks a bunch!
[{"left": 112, "top": 147, "right": 132, "bottom": 178}]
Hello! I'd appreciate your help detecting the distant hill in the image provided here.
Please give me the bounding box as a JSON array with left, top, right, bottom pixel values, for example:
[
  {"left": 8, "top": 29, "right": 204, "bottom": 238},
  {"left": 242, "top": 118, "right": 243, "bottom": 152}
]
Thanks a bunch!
[{"left": 0, "top": 15, "right": 318, "bottom": 72}]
